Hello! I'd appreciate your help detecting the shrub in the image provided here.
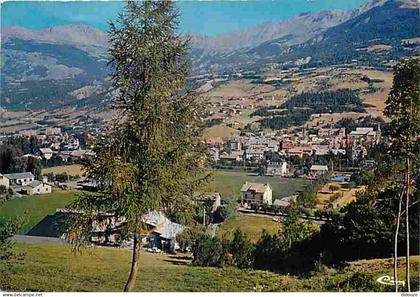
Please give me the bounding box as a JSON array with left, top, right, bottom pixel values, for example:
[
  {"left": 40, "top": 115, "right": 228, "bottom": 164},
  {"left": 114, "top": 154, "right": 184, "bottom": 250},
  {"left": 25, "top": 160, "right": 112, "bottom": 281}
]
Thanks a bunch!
[
  {"left": 332, "top": 272, "right": 381, "bottom": 292},
  {"left": 176, "top": 226, "right": 202, "bottom": 253},
  {"left": 297, "top": 189, "right": 317, "bottom": 208},
  {"left": 212, "top": 206, "right": 229, "bottom": 224},
  {"left": 191, "top": 234, "right": 230, "bottom": 267},
  {"left": 230, "top": 229, "right": 255, "bottom": 269},
  {"left": 253, "top": 230, "right": 283, "bottom": 271}
]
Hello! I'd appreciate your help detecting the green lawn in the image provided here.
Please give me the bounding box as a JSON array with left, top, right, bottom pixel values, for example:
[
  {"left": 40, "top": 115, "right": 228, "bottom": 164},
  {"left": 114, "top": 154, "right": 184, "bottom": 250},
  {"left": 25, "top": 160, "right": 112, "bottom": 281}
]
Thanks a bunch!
[
  {"left": 217, "top": 213, "right": 281, "bottom": 242},
  {"left": 41, "top": 164, "right": 84, "bottom": 176},
  {"left": 0, "top": 191, "right": 78, "bottom": 234},
  {"left": 5, "top": 242, "right": 299, "bottom": 292},
  {"left": 205, "top": 170, "right": 310, "bottom": 200},
  {"left": 0, "top": 171, "right": 307, "bottom": 236},
  {"left": 3, "top": 242, "right": 418, "bottom": 292}
]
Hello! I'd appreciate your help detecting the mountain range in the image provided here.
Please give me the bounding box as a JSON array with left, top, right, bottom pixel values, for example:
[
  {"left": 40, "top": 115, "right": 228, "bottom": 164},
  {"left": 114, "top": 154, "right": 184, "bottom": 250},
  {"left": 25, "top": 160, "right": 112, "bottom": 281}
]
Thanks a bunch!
[{"left": 1, "top": 0, "right": 419, "bottom": 111}]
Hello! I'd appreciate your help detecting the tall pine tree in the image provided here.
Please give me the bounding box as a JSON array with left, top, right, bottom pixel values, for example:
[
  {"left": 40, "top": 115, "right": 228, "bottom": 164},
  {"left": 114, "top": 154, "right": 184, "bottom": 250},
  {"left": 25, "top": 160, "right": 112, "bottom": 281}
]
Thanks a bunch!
[
  {"left": 385, "top": 57, "right": 419, "bottom": 292},
  {"left": 70, "top": 1, "right": 209, "bottom": 291}
]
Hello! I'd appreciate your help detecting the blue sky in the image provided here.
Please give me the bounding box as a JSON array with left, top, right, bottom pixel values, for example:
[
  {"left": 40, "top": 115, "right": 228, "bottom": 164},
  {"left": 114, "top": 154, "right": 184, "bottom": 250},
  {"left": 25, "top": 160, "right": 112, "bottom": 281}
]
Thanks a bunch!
[{"left": 1, "top": 0, "right": 368, "bottom": 36}]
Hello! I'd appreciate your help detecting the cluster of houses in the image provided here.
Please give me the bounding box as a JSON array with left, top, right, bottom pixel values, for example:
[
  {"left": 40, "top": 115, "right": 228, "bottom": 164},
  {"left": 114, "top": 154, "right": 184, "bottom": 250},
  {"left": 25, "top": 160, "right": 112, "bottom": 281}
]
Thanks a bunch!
[
  {"left": 20, "top": 127, "right": 81, "bottom": 150},
  {"left": 208, "top": 136, "right": 289, "bottom": 176},
  {"left": 207, "top": 125, "right": 381, "bottom": 175},
  {"left": 0, "top": 172, "right": 52, "bottom": 195},
  {"left": 7, "top": 127, "right": 96, "bottom": 164}
]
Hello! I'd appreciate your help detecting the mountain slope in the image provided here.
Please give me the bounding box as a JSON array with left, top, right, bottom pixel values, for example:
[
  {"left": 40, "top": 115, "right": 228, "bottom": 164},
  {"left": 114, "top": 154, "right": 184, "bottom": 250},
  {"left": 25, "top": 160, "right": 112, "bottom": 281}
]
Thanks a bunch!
[
  {"left": 1, "top": 0, "right": 419, "bottom": 111},
  {"left": 191, "top": 0, "right": 390, "bottom": 51},
  {"left": 206, "top": 0, "right": 420, "bottom": 71},
  {"left": 191, "top": 9, "right": 358, "bottom": 51},
  {"left": 2, "top": 24, "right": 108, "bottom": 48},
  {"left": 1, "top": 5, "right": 361, "bottom": 110}
]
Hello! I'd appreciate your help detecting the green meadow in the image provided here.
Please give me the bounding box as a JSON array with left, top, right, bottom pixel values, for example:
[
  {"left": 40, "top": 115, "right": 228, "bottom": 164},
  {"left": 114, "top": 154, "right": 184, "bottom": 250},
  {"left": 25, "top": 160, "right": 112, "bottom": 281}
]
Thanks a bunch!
[
  {"left": 3, "top": 242, "right": 417, "bottom": 292},
  {"left": 0, "top": 170, "right": 309, "bottom": 234},
  {"left": 0, "top": 190, "right": 78, "bottom": 234}
]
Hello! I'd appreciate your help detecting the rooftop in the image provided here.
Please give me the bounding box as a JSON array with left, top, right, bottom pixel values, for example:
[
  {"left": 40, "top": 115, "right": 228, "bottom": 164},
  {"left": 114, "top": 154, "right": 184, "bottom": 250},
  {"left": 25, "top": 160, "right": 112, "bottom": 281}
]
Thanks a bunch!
[
  {"left": 240, "top": 182, "right": 271, "bottom": 193},
  {"left": 3, "top": 172, "right": 35, "bottom": 180},
  {"left": 40, "top": 148, "right": 53, "bottom": 154},
  {"left": 310, "top": 165, "right": 328, "bottom": 171},
  {"left": 350, "top": 127, "right": 376, "bottom": 135}
]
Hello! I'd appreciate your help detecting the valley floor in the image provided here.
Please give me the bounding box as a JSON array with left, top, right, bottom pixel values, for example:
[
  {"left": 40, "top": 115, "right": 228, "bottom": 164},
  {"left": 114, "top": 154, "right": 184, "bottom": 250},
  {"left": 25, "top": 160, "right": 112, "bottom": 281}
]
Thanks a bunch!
[{"left": 2, "top": 242, "right": 418, "bottom": 292}]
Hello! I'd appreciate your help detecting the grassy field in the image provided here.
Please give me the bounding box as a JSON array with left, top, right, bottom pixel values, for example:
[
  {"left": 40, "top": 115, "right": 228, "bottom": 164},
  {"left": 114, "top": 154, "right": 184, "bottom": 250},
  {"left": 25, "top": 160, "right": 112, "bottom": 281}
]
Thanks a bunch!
[
  {"left": 0, "top": 171, "right": 307, "bottom": 237},
  {"left": 206, "top": 170, "right": 310, "bottom": 200},
  {"left": 42, "top": 164, "right": 84, "bottom": 176},
  {"left": 217, "top": 213, "right": 281, "bottom": 242},
  {"left": 3, "top": 242, "right": 418, "bottom": 292},
  {"left": 205, "top": 79, "right": 274, "bottom": 98},
  {"left": 203, "top": 125, "right": 240, "bottom": 139},
  {"left": 0, "top": 191, "right": 78, "bottom": 234}
]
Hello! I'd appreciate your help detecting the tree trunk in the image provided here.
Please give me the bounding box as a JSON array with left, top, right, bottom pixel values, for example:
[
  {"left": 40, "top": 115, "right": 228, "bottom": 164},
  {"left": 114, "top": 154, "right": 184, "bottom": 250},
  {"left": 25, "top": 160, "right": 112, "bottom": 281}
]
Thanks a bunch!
[
  {"left": 405, "top": 158, "right": 411, "bottom": 292},
  {"left": 393, "top": 186, "right": 404, "bottom": 292},
  {"left": 124, "top": 233, "right": 140, "bottom": 292}
]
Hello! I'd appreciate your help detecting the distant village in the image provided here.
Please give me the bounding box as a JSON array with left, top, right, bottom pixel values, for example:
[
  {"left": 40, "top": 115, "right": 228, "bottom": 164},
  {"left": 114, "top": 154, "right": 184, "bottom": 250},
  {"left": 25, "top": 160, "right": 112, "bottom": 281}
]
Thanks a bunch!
[{"left": 207, "top": 124, "right": 381, "bottom": 176}]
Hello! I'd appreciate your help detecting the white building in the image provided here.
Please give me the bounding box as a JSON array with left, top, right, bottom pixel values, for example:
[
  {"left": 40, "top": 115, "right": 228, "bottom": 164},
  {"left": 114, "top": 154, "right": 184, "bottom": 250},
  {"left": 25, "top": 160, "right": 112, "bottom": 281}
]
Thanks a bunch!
[
  {"left": 241, "top": 182, "right": 272, "bottom": 205},
  {"left": 40, "top": 148, "right": 54, "bottom": 160},
  {"left": 349, "top": 127, "right": 380, "bottom": 146},
  {"left": 310, "top": 165, "right": 329, "bottom": 176},
  {"left": 245, "top": 149, "right": 265, "bottom": 161},
  {"left": 266, "top": 160, "right": 288, "bottom": 177},
  {"left": 26, "top": 181, "right": 52, "bottom": 195},
  {"left": 209, "top": 147, "right": 220, "bottom": 162},
  {"left": 3, "top": 172, "right": 35, "bottom": 186},
  {"left": 45, "top": 127, "right": 61, "bottom": 136},
  {"left": 0, "top": 174, "right": 10, "bottom": 189}
]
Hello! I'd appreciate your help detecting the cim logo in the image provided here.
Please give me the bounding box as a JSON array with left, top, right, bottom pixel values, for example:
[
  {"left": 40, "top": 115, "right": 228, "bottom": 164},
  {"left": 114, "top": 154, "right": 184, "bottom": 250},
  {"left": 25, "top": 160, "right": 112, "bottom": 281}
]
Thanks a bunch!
[{"left": 376, "top": 275, "right": 406, "bottom": 287}]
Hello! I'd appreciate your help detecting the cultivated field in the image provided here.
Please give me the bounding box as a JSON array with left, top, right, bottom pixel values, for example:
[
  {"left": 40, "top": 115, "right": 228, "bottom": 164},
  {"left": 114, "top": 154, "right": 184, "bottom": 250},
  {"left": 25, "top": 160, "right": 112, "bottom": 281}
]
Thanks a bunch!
[
  {"left": 205, "top": 80, "right": 274, "bottom": 98},
  {"left": 203, "top": 125, "right": 239, "bottom": 139},
  {"left": 316, "top": 182, "right": 363, "bottom": 209},
  {"left": 3, "top": 242, "right": 418, "bottom": 292},
  {"left": 42, "top": 164, "right": 85, "bottom": 176}
]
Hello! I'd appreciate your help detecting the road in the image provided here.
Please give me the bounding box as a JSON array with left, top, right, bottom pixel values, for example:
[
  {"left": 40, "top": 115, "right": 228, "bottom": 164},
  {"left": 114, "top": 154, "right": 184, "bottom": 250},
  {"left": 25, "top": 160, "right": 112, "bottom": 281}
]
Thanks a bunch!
[
  {"left": 237, "top": 208, "right": 330, "bottom": 224},
  {"left": 13, "top": 235, "right": 68, "bottom": 244}
]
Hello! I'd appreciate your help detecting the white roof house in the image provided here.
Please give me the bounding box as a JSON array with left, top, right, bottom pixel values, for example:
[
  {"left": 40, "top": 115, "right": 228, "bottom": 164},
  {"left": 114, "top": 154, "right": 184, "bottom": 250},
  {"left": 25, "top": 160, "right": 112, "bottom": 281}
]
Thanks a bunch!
[
  {"left": 4, "top": 172, "right": 35, "bottom": 186},
  {"left": 142, "top": 211, "right": 185, "bottom": 240},
  {"left": 273, "top": 195, "right": 297, "bottom": 208},
  {"left": 349, "top": 127, "right": 375, "bottom": 136},
  {"left": 310, "top": 165, "right": 329, "bottom": 172},
  {"left": 39, "top": 148, "right": 54, "bottom": 160},
  {"left": 26, "top": 180, "right": 52, "bottom": 195}
]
